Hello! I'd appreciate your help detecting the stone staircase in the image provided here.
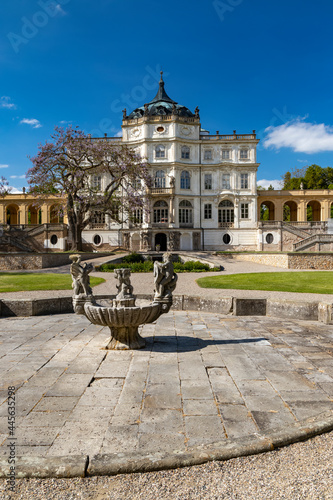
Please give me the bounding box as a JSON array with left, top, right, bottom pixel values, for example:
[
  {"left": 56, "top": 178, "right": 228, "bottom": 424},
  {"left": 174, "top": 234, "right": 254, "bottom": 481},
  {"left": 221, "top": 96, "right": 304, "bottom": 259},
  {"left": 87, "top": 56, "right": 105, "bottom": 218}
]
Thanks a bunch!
[{"left": 293, "top": 233, "right": 333, "bottom": 252}]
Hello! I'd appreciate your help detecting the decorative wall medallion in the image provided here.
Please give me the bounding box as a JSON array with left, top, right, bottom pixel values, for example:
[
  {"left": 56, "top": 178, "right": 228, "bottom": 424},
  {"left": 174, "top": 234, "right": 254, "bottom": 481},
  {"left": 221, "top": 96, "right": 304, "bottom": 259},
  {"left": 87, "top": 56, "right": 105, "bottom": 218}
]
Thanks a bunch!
[
  {"left": 156, "top": 126, "right": 165, "bottom": 133},
  {"left": 181, "top": 126, "right": 191, "bottom": 136},
  {"left": 131, "top": 128, "right": 141, "bottom": 138}
]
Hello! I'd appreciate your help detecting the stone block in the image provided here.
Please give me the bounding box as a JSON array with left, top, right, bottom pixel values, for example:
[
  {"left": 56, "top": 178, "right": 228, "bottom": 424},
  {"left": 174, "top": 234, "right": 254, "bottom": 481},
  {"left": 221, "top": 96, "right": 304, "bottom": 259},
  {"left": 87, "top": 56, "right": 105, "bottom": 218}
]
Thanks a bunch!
[
  {"left": 233, "top": 298, "right": 266, "bottom": 316},
  {"left": 183, "top": 295, "right": 233, "bottom": 314},
  {"left": 267, "top": 299, "right": 318, "bottom": 321},
  {"left": 318, "top": 302, "right": 333, "bottom": 324}
]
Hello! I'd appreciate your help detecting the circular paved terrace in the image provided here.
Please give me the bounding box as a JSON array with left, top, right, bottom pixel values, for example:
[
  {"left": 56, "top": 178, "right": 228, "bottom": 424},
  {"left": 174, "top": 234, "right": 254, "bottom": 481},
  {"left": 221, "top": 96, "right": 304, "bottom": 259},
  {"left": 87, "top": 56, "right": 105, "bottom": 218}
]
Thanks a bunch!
[{"left": 0, "top": 306, "right": 332, "bottom": 478}]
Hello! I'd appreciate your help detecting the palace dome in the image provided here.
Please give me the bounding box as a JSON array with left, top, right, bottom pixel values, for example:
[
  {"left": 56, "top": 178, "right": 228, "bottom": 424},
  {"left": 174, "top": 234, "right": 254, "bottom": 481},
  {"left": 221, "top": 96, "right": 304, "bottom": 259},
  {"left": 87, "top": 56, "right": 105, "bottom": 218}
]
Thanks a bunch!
[{"left": 126, "top": 72, "right": 197, "bottom": 119}]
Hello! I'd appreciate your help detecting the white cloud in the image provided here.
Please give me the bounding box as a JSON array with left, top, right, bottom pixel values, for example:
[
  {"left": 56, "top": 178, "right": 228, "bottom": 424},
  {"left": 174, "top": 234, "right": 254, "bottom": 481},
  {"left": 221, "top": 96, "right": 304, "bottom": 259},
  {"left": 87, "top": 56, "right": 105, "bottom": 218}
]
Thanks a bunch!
[
  {"left": 55, "top": 4, "right": 67, "bottom": 16},
  {"left": 0, "top": 164, "right": 9, "bottom": 169},
  {"left": 8, "top": 186, "right": 24, "bottom": 194},
  {"left": 20, "top": 118, "right": 42, "bottom": 129},
  {"left": 257, "top": 179, "right": 282, "bottom": 190},
  {"left": 115, "top": 130, "right": 122, "bottom": 137},
  {"left": 10, "top": 175, "right": 26, "bottom": 179},
  {"left": 0, "top": 96, "right": 16, "bottom": 109},
  {"left": 263, "top": 118, "right": 333, "bottom": 154}
]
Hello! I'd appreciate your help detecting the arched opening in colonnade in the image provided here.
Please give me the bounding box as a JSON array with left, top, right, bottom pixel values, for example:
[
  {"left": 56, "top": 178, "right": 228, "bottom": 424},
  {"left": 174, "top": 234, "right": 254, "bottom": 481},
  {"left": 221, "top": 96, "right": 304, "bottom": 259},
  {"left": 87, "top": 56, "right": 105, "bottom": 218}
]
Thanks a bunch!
[
  {"left": 50, "top": 205, "right": 64, "bottom": 224},
  {"left": 6, "top": 205, "right": 19, "bottom": 225},
  {"left": 307, "top": 200, "right": 321, "bottom": 221},
  {"left": 28, "top": 204, "right": 41, "bottom": 224},
  {"left": 283, "top": 201, "right": 298, "bottom": 222},
  {"left": 260, "top": 201, "right": 275, "bottom": 221}
]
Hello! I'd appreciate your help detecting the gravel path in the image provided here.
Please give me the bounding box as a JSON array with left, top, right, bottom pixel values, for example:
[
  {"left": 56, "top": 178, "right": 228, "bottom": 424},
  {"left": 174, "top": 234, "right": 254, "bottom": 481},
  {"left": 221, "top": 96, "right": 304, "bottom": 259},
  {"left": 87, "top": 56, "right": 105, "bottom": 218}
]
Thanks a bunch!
[{"left": 1, "top": 431, "right": 332, "bottom": 499}]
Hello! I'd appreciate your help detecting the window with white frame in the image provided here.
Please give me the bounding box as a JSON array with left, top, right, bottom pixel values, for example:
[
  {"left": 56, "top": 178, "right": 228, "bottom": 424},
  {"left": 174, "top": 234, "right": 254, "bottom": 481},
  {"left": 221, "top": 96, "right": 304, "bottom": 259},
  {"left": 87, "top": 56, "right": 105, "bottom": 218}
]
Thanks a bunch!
[
  {"left": 222, "top": 174, "right": 231, "bottom": 189},
  {"left": 240, "top": 173, "right": 249, "bottom": 189},
  {"left": 181, "top": 146, "right": 190, "bottom": 159},
  {"left": 180, "top": 170, "right": 191, "bottom": 189},
  {"left": 155, "top": 145, "right": 166, "bottom": 158},
  {"left": 218, "top": 200, "right": 234, "bottom": 224},
  {"left": 92, "top": 175, "right": 102, "bottom": 191},
  {"left": 132, "top": 177, "right": 142, "bottom": 191},
  {"left": 240, "top": 203, "right": 249, "bottom": 219},
  {"left": 240, "top": 149, "right": 248, "bottom": 159},
  {"left": 154, "top": 170, "right": 166, "bottom": 188},
  {"left": 132, "top": 208, "right": 143, "bottom": 224},
  {"left": 153, "top": 200, "right": 168, "bottom": 223},
  {"left": 204, "top": 203, "right": 212, "bottom": 219},
  {"left": 222, "top": 149, "right": 230, "bottom": 160},
  {"left": 179, "top": 200, "right": 193, "bottom": 225},
  {"left": 204, "top": 149, "right": 212, "bottom": 160},
  {"left": 204, "top": 173, "right": 212, "bottom": 190}
]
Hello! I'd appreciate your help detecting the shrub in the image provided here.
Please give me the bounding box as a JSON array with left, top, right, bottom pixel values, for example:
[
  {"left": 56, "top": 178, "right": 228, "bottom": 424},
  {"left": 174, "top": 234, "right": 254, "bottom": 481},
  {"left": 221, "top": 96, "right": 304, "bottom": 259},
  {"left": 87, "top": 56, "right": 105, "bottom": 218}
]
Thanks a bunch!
[
  {"left": 122, "top": 252, "right": 145, "bottom": 264},
  {"left": 99, "top": 259, "right": 220, "bottom": 273}
]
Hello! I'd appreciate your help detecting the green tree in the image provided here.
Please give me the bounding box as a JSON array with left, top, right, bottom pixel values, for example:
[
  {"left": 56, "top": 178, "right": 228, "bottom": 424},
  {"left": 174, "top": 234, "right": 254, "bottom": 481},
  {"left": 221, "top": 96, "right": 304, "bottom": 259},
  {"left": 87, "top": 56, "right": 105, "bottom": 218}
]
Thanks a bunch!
[{"left": 282, "top": 164, "right": 333, "bottom": 190}]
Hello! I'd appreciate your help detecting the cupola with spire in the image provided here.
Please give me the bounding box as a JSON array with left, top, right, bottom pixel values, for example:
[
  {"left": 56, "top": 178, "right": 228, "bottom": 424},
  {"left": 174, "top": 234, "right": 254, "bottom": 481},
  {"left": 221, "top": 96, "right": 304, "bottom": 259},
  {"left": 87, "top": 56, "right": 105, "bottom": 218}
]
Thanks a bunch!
[{"left": 125, "top": 72, "right": 199, "bottom": 120}]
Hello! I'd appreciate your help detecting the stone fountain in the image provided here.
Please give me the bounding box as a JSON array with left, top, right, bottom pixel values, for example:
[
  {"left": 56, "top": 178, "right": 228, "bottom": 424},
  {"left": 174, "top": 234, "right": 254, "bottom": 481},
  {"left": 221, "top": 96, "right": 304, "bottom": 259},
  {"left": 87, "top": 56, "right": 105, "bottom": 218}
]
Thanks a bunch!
[{"left": 69, "top": 253, "right": 178, "bottom": 350}]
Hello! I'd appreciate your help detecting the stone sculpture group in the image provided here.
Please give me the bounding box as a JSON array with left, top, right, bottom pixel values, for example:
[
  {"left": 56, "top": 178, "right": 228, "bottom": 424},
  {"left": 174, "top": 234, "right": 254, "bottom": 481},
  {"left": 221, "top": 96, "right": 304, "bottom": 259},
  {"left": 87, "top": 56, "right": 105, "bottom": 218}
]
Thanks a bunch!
[{"left": 70, "top": 253, "right": 178, "bottom": 349}]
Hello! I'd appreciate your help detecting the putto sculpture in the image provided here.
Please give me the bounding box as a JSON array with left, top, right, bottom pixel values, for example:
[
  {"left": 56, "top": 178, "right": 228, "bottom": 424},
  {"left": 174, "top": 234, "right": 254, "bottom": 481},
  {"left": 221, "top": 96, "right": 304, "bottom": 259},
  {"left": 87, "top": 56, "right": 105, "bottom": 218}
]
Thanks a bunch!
[{"left": 70, "top": 253, "right": 178, "bottom": 350}]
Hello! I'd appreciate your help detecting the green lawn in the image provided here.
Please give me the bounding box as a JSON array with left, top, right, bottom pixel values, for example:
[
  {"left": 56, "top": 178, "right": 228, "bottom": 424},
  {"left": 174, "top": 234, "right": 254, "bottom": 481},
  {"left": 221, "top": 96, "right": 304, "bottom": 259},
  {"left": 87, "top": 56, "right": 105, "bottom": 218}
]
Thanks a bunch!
[
  {"left": 196, "top": 272, "right": 333, "bottom": 294},
  {"left": 0, "top": 273, "right": 105, "bottom": 293}
]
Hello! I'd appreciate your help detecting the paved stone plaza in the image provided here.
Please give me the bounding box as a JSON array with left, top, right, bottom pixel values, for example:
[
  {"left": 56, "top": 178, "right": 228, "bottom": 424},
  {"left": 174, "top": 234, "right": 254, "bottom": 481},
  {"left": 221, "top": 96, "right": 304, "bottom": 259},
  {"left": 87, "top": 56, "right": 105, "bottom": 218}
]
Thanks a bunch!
[{"left": 0, "top": 308, "right": 332, "bottom": 475}]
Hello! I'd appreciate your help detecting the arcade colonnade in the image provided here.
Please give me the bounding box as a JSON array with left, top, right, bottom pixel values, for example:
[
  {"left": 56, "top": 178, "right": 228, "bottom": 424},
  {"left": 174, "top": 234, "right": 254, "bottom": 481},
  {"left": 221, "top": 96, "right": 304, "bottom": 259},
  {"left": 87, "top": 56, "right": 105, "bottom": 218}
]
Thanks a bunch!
[
  {"left": 0, "top": 195, "right": 67, "bottom": 225},
  {"left": 258, "top": 190, "right": 333, "bottom": 222}
]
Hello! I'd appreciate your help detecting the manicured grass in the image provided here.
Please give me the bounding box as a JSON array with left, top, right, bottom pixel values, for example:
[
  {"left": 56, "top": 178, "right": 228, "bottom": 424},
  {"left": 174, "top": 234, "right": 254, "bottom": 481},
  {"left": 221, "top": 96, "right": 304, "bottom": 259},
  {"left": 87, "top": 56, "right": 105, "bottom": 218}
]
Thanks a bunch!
[
  {"left": 196, "top": 271, "right": 333, "bottom": 294},
  {"left": 0, "top": 273, "right": 105, "bottom": 293}
]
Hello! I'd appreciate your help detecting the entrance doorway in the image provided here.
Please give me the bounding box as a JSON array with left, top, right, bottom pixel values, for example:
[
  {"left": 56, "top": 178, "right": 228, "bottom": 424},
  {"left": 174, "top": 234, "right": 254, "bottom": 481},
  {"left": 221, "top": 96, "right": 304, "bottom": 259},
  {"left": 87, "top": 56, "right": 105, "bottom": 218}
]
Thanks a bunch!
[{"left": 155, "top": 233, "right": 167, "bottom": 251}]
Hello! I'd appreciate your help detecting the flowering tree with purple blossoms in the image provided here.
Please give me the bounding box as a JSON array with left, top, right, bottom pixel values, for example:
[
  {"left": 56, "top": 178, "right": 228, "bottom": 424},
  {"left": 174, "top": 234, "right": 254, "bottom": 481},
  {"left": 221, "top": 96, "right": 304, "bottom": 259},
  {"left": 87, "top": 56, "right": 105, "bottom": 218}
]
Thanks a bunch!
[
  {"left": 0, "top": 177, "right": 11, "bottom": 197},
  {"left": 27, "top": 126, "right": 151, "bottom": 251}
]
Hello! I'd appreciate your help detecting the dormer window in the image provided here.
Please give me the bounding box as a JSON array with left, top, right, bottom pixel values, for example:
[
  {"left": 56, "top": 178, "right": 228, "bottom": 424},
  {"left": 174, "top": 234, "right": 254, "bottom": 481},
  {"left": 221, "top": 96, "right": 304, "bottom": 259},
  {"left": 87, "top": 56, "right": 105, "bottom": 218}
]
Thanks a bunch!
[
  {"left": 155, "top": 145, "right": 166, "bottom": 158},
  {"left": 204, "top": 150, "right": 212, "bottom": 160},
  {"left": 181, "top": 146, "right": 190, "bottom": 159},
  {"left": 240, "top": 149, "right": 248, "bottom": 159}
]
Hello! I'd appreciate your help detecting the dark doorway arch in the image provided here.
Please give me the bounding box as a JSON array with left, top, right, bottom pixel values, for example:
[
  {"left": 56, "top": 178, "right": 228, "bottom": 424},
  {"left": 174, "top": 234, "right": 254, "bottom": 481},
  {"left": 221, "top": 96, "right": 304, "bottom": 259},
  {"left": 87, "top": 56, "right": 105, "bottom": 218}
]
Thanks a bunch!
[{"left": 155, "top": 233, "right": 167, "bottom": 251}]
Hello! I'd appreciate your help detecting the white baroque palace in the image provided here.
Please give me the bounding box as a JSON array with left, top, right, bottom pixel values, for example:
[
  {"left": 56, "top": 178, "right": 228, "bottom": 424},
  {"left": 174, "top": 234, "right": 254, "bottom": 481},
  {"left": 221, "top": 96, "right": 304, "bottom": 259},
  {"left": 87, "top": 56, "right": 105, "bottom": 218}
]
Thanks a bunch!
[{"left": 83, "top": 72, "right": 260, "bottom": 252}]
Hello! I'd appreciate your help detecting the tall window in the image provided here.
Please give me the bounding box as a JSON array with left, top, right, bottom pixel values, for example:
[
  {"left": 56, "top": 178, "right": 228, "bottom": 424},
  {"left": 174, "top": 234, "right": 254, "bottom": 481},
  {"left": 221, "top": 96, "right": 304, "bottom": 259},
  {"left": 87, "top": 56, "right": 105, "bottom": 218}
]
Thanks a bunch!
[
  {"left": 204, "top": 203, "right": 212, "bottom": 219},
  {"left": 204, "top": 149, "right": 212, "bottom": 160},
  {"left": 132, "top": 178, "right": 142, "bottom": 191},
  {"left": 154, "top": 170, "right": 166, "bottom": 188},
  {"left": 222, "top": 149, "right": 230, "bottom": 160},
  {"left": 153, "top": 200, "right": 168, "bottom": 223},
  {"left": 222, "top": 174, "right": 230, "bottom": 189},
  {"left": 179, "top": 200, "right": 193, "bottom": 225},
  {"left": 181, "top": 146, "right": 190, "bottom": 159},
  {"left": 155, "top": 145, "right": 166, "bottom": 158},
  {"left": 240, "top": 173, "right": 249, "bottom": 189},
  {"left": 180, "top": 170, "right": 191, "bottom": 189},
  {"left": 204, "top": 174, "right": 212, "bottom": 190},
  {"left": 92, "top": 175, "right": 102, "bottom": 190},
  {"left": 240, "top": 149, "right": 248, "bottom": 159},
  {"left": 218, "top": 200, "right": 234, "bottom": 224},
  {"left": 132, "top": 208, "right": 143, "bottom": 224},
  {"left": 241, "top": 203, "right": 249, "bottom": 219}
]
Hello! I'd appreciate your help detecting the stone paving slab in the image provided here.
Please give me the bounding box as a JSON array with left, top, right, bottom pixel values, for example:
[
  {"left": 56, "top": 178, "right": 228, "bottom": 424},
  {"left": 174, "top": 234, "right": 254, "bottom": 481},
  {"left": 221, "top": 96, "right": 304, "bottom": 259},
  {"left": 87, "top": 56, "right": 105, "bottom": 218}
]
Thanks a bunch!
[{"left": 0, "top": 311, "right": 332, "bottom": 477}]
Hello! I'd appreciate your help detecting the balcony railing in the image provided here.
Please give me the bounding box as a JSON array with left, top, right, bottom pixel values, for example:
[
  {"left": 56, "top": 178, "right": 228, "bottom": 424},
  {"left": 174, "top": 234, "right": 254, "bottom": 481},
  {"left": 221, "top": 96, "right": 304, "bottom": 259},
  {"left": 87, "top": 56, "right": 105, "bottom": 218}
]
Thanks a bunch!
[
  {"left": 218, "top": 222, "right": 234, "bottom": 228},
  {"left": 150, "top": 187, "right": 174, "bottom": 195},
  {"left": 201, "top": 133, "right": 256, "bottom": 141}
]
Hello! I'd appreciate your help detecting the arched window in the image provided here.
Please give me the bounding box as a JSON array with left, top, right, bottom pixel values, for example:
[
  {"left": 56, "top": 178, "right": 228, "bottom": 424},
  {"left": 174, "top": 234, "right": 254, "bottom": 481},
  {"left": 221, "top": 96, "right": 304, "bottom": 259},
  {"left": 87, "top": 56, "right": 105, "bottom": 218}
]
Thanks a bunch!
[
  {"left": 218, "top": 200, "right": 234, "bottom": 226},
  {"left": 153, "top": 200, "right": 168, "bottom": 223},
  {"left": 181, "top": 146, "right": 190, "bottom": 159},
  {"left": 180, "top": 170, "right": 191, "bottom": 189},
  {"left": 154, "top": 170, "right": 166, "bottom": 188},
  {"left": 179, "top": 200, "right": 193, "bottom": 226},
  {"left": 155, "top": 145, "right": 165, "bottom": 158}
]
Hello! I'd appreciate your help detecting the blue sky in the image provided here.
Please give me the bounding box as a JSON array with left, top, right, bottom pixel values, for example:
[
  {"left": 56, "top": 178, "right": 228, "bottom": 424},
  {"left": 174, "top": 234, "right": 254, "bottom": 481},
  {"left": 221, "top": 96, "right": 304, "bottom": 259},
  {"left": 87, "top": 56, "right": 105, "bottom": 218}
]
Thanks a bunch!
[{"left": 2, "top": 0, "right": 333, "bottom": 192}]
